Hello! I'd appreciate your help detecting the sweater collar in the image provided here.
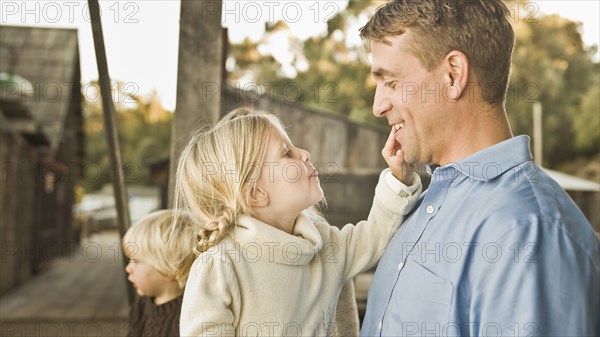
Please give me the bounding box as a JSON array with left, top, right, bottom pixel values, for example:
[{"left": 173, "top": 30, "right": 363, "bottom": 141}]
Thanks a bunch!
[
  {"left": 231, "top": 212, "right": 323, "bottom": 266},
  {"left": 144, "top": 295, "right": 183, "bottom": 316}
]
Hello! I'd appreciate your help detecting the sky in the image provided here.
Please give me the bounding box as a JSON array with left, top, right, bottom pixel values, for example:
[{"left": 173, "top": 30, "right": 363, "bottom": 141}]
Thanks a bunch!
[{"left": 1, "top": 0, "right": 599, "bottom": 111}]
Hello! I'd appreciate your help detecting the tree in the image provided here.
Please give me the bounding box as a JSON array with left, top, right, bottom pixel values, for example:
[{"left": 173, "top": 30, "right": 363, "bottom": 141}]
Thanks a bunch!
[
  {"left": 227, "top": 0, "right": 599, "bottom": 167},
  {"left": 508, "top": 13, "right": 598, "bottom": 166},
  {"left": 573, "top": 67, "right": 600, "bottom": 155},
  {"left": 227, "top": 0, "right": 382, "bottom": 123},
  {"left": 82, "top": 82, "right": 172, "bottom": 192}
]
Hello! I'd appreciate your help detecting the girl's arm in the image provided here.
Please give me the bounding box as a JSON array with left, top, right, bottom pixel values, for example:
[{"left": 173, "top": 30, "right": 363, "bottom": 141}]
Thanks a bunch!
[
  {"left": 180, "top": 251, "right": 240, "bottom": 336},
  {"left": 321, "top": 169, "right": 421, "bottom": 281},
  {"left": 332, "top": 125, "right": 420, "bottom": 279}
]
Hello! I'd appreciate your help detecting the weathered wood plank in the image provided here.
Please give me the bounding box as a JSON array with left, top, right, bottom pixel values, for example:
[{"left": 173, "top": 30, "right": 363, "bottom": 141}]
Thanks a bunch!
[{"left": 0, "top": 231, "right": 128, "bottom": 321}]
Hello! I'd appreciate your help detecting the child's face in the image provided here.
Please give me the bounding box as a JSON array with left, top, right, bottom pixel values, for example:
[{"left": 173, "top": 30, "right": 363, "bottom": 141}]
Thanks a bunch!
[
  {"left": 257, "top": 126, "right": 324, "bottom": 224},
  {"left": 125, "top": 257, "right": 170, "bottom": 298}
]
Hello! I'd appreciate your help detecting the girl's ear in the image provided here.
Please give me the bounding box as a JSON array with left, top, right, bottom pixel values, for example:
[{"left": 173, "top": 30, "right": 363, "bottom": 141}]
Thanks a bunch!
[{"left": 250, "top": 187, "right": 269, "bottom": 207}]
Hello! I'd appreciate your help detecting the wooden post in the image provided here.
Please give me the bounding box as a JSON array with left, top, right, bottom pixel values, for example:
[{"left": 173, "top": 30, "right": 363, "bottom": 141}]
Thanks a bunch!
[
  {"left": 88, "top": 0, "right": 134, "bottom": 305},
  {"left": 168, "top": 0, "right": 223, "bottom": 206}
]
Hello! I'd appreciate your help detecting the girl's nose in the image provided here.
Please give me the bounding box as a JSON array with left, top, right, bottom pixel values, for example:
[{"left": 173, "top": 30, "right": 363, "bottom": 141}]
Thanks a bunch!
[{"left": 300, "top": 148, "right": 310, "bottom": 162}]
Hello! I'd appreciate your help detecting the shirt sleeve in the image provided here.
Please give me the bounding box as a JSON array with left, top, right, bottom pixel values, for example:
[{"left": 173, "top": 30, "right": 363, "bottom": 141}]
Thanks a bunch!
[
  {"left": 328, "top": 169, "right": 422, "bottom": 281},
  {"left": 470, "top": 216, "right": 600, "bottom": 336},
  {"left": 179, "top": 252, "right": 240, "bottom": 337}
]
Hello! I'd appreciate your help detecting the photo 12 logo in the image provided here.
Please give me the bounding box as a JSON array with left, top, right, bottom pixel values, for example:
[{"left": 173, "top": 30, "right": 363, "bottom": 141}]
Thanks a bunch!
[
  {"left": 204, "top": 1, "right": 341, "bottom": 24},
  {"left": 0, "top": 81, "right": 140, "bottom": 105},
  {"left": 1, "top": 321, "right": 129, "bottom": 337},
  {"left": 1, "top": 1, "right": 140, "bottom": 24},
  {"left": 1, "top": 161, "right": 140, "bottom": 184}
]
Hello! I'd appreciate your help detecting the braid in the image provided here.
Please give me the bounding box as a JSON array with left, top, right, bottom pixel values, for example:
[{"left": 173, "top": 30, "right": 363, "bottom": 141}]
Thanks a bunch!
[{"left": 193, "top": 207, "right": 236, "bottom": 255}]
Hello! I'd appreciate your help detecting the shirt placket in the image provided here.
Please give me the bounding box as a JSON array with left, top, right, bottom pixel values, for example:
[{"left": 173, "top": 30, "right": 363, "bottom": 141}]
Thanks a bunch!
[{"left": 377, "top": 170, "right": 454, "bottom": 336}]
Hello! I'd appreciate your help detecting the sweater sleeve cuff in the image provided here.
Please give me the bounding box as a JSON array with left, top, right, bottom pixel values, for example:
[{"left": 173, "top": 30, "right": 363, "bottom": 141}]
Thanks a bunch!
[
  {"left": 383, "top": 169, "right": 421, "bottom": 197},
  {"left": 376, "top": 169, "right": 422, "bottom": 215}
]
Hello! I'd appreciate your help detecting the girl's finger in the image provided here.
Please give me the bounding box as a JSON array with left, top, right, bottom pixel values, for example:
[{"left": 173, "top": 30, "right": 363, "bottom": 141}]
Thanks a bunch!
[
  {"left": 383, "top": 126, "right": 399, "bottom": 157},
  {"left": 396, "top": 149, "right": 404, "bottom": 161}
]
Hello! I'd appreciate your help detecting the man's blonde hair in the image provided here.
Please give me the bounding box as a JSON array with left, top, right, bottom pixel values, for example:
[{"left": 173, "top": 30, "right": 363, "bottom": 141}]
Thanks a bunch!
[
  {"left": 360, "top": 0, "right": 515, "bottom": 104},
  {"left": 122, "top": 209, "right": 198, "bottom": 289},
  {"left": 173, "top": 108, "right": 286, "bottom": 255}
]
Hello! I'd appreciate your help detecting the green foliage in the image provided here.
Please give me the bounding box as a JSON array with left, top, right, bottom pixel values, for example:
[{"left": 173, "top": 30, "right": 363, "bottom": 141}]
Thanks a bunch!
[
  {"left": 227, "top": 0, "right": 382, "bottom": 124},
  {"left": 227, "top": 0, "right": 599, "bottom": 168},
  {"left": 507, "top": 13, "right": 599, "bottom": 166},
  {"left": 574, "top": 68, "right": 600, "bottom": 155},
  {"left": 81, "top": 83, "right": 172, "bottom": 192}
]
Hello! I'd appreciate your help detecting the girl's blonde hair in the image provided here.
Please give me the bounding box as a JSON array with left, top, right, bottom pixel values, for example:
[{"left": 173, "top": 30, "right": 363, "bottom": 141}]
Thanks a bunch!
[
  {"left": 122, "top": 209, "right": 198, "bottom": 289},
  {"left": 173, "top": 107, "right": 286, "bottom": 255}
]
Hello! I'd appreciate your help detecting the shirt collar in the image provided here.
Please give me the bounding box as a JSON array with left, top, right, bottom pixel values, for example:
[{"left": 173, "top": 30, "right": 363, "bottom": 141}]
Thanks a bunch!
[{"left": 440, "top": 135, "right": 533, "bottom": 182}]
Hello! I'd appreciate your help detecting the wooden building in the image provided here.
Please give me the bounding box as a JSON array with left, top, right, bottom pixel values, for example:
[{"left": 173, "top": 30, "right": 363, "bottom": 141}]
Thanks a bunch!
[{"left": 0, "top": 26, "right": 83, "bottom": 294}]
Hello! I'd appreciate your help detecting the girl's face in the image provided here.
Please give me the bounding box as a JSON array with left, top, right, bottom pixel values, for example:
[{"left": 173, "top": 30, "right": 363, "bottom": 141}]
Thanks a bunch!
[
  {"left": 125, "top": 257, "right": 170, "bottom": 298},
  {"left": 256, "top": 126, "right": 324, "bottom": 229}
]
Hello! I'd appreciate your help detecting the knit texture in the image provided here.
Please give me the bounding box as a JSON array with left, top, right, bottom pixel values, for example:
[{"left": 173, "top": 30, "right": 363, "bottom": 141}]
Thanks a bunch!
[
  {"left": 128, "top": 295, "right": 183, "bottom": 337},
  {"left": 180, "top": 171, "right": 421, "bottom": 336},
  {"left": 332, "top": 280, "right": 360, "bottom": 337}
]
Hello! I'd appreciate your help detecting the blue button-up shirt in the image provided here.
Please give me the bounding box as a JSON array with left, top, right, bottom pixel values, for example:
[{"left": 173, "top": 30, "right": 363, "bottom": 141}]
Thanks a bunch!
[{"left": 360, "top": 135, "right": 600, "bottom": 337}]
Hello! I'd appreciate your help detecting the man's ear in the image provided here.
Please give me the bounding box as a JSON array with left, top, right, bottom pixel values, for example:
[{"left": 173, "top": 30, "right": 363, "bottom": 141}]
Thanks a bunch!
[
  {"left": 249, "top": 187, "right": 269, "bottom": 207},
  {"left": 443, "top": 50, "right": 469, "bottom": 101}
]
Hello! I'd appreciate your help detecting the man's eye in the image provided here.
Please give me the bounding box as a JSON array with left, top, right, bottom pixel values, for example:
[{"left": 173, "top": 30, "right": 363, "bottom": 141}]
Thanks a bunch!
[
  {"left": 384, "top": 81, "right": 396, "bottom": 89},
  {"left": 284, "top": 150, "right": 292, "bottom": 158}
]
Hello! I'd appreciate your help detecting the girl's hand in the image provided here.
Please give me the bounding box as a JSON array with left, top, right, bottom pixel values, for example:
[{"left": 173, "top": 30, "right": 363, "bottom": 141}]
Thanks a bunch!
[{"left": 382, "top": 126, "right": 414, "bottom": 184}]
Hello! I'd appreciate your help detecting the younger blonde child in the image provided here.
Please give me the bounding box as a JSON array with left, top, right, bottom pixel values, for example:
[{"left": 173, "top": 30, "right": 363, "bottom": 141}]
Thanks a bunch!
[
  {"left": 123, "top": 210, "right": 197, "bottom": 337},
  {"left": 174, "top": 109, "right": 422, "bottom": 336}
]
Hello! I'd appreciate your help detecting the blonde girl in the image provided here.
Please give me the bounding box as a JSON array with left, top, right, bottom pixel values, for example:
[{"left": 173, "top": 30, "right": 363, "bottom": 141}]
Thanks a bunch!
[{"left": 174, "top": 109, "right": 421, "bottom": 336}]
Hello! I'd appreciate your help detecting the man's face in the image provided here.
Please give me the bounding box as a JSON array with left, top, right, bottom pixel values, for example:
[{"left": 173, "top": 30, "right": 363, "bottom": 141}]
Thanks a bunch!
[{"left": 370, "top": 33, "right": 448, "bottom": 164}]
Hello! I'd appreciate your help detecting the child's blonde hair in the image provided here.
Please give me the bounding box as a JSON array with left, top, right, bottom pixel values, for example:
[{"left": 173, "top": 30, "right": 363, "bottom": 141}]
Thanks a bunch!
[
  {"left": 173, "top": 108, "right": 287, "bottom": 255},
  {"left": 122, "top": 209, "right": 198, "bottom": 289}
]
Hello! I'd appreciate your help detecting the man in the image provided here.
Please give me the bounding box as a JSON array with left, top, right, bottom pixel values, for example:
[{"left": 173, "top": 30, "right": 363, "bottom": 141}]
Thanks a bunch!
[{"left": 359, "top": 1, "right": 599, "bottom": 336}]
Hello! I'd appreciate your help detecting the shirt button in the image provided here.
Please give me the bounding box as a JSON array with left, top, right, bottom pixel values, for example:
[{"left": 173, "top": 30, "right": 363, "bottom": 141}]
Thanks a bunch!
[
  {"left": 377, "top": 321, "right": 382, "bottom": 330},
  {"left": 397, "top": 262, "right": 404, "bottom": 271},
  {"left": 426, "top": 205, "right": 434, "bottom": 214}
]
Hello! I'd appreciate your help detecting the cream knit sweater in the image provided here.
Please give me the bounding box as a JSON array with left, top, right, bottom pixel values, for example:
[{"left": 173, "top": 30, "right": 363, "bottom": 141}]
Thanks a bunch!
[{"left": 180, "top": 170, "right": 421, "bottom": 337}]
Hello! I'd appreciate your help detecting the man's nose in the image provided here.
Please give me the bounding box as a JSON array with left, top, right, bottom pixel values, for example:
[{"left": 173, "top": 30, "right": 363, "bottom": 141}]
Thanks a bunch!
[{"left": 373, "top": 86, "right": 392, "bottom": 117}]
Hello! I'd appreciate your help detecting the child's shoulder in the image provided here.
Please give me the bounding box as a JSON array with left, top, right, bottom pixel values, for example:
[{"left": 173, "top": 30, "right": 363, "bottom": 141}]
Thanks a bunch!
[
  {"left": 190, "top": 237, "right": 237, "bottom": 269},
  {"left": 187, "top": 238, "right": 240, "bottom": 288}
]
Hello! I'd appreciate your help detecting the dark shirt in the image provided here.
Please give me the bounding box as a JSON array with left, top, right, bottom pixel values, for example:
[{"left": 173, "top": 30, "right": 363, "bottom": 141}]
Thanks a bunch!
[{"left": 128, "top": 295, "right": 183, "bottom": 337}]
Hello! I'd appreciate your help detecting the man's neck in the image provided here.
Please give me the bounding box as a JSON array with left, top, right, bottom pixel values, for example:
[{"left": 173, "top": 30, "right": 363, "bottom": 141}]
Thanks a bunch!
[{"left": 437, "top": 103, "right": 513, "bottom": 166}]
